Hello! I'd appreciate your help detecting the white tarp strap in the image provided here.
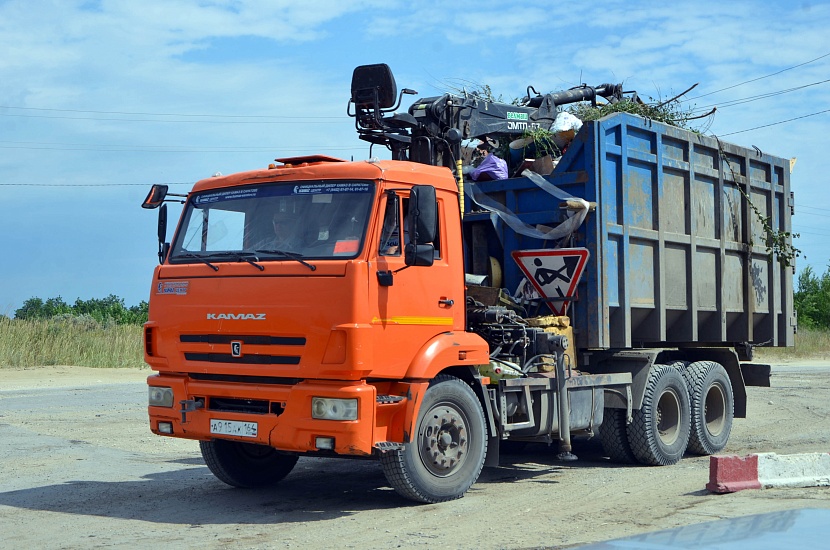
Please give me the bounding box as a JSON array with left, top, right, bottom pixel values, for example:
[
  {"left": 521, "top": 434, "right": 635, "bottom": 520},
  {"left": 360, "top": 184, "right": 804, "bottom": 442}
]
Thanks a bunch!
[{"left": 464, "top": 169, "right": 590, "bottom": 242}]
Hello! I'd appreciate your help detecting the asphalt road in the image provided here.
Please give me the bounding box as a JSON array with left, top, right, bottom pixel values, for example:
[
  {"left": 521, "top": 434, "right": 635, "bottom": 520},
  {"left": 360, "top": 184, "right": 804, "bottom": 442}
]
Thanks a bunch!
[{"left": 1, "top": 364, "right": 828, "bottom": 549}]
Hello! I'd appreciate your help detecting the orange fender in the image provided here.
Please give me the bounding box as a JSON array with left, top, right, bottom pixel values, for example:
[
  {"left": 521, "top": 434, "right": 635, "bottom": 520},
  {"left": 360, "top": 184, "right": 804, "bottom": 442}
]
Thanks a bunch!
[{"left": 404, "top": 331, "right": 490, "bottom": 380}]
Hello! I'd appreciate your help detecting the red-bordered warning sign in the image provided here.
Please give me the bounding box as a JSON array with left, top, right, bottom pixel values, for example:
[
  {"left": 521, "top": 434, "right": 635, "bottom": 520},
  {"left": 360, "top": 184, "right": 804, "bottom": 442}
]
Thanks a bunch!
[{"left": 512, "top": 248, "right": 590, "bottom": 315}]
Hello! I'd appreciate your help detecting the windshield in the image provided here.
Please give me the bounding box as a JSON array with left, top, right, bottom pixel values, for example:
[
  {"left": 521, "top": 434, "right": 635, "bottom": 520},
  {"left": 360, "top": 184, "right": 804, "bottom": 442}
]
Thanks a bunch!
[{"left": 169, "top": 180, "right": 374, "bottom": 263}]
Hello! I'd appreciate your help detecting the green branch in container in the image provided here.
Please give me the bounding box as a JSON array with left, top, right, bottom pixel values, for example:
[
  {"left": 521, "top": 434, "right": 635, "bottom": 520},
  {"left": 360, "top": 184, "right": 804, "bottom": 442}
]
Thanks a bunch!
[{"left": 718, "top": 144, "right": 801, "bottom": 268}]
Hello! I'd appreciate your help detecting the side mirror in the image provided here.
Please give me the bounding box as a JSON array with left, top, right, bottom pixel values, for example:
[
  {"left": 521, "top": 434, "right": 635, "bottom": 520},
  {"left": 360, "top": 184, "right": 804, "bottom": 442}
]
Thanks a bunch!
[
  {"left": 142, "top": 184, "right": 168, "bottom": 209},
  {"left": 407, "top": 185, "right": 437, "bottom": 244},
  {"left": 404, "top": 185, "right": 437, "bottom": 267},
  {"left": 404, "top": 243, "right": 435, "bottom": 267}
]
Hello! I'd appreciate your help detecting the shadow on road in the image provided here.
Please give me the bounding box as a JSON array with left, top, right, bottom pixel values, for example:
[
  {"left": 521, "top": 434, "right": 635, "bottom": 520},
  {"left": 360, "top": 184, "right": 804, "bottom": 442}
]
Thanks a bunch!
[
  {"left": 0, "top": 459, "right": 402, "bottom": 525},
  {"left": 0, "top": 438, "right": 637, "bottom": 523}
]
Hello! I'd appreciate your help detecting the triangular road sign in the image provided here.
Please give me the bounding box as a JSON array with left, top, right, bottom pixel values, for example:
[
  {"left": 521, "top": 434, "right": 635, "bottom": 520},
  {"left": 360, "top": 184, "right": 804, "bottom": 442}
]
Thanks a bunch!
[{"left": 512, "top": 248, "right": 590, "bottom": 315}]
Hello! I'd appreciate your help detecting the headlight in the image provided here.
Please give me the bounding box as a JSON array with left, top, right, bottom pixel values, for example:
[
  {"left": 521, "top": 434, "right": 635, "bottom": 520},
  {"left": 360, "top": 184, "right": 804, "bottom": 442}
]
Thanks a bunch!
[
  {"left": 148, "top": 386, "right": 174, "bottom": 407},
  {"left": 311, "top": 397, "right": 358, "bottom": 421}
]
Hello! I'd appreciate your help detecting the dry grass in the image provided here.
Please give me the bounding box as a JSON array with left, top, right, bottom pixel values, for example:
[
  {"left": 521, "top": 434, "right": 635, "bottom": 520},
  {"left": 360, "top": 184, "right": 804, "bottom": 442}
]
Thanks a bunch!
[
  {"left": 754, "top": 328, "right": 830, "bottom": 361},
  {"left": 0, "top": 317, "right": 145, "bottom": 368}
]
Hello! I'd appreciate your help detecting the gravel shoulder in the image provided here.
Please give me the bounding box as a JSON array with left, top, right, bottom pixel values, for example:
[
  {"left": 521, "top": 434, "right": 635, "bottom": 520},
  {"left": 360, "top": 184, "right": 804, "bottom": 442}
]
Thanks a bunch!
[{"left": 1, "top": 365, "right": 150, "bottom": 390}]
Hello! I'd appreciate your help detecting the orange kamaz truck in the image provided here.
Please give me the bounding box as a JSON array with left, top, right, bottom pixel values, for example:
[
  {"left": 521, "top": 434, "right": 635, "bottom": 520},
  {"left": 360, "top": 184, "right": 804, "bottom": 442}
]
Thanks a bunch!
[{"left": 141, "top": 64, "right": 793, "bottom": 503}]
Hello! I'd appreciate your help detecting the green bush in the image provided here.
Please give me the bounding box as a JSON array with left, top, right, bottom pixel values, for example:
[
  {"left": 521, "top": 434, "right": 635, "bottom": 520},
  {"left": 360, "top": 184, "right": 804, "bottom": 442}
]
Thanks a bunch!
[
  {"left": 794, "top": 265, "right": 830, "bottom": 330},
  {"left": 568, "top": 97, "right": 699, "bottom": 131},
  {"left": 14, "top": 294, "right": 148, "bottom": 326}
]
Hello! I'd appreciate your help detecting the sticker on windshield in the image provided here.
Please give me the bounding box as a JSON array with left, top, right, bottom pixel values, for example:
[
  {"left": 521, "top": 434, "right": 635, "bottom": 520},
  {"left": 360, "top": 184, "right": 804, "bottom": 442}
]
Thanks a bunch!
[
  {"left": 195, "top": 188, "right": 258, "bottom": 205},
  {"left": 157, "top": 281, "right": 189, "bottom": 295},
  {"left": 293, "top": 182, "right": 371, "bottom": 195},
  {"left": 333, "top": 240, "right": 359, "bottom": 255},
  {"left": 191, "top": 182, "right": 372, "bottom": 206}
]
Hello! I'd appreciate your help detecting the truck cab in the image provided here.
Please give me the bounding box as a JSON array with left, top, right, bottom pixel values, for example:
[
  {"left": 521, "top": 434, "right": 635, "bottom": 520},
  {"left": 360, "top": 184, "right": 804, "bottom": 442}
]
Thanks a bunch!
[{"left": 144, "top": 156, "right": 496, "bottom": 500}]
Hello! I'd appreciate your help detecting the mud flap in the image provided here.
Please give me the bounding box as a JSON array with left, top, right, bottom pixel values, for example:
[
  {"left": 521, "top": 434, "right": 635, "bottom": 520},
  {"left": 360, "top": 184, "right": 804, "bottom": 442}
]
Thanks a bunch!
[
  {"left": 740, "top": 363, "right": 771, "bottom": 387},
  {"left": 485, "top": 434, "right": 500, "bottom": 467},
  {"left": 470, "top": 379, "right": 500, "bottom": 467}
]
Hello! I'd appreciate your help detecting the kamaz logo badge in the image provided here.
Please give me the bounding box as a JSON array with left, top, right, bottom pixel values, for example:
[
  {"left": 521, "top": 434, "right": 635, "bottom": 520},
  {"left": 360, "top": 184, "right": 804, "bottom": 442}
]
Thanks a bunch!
[{"left": 206, "top": 313, "right": 266, "bottom": 320}]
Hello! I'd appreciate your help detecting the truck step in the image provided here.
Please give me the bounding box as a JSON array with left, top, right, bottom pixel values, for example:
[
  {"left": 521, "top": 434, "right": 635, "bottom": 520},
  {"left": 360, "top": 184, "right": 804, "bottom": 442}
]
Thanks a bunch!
[
  {"left": 377, "top": 395, "right": 405, "bottom": 404},
  {"left": 375, "top": 441, "right": 405, "bottom": 452}
]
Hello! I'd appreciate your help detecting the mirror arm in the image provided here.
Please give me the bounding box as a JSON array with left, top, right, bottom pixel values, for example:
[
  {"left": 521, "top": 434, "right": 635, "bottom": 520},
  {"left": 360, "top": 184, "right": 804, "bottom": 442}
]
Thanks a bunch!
[{"left": 157, "top": 204, "right": 168, "bottom": 264}]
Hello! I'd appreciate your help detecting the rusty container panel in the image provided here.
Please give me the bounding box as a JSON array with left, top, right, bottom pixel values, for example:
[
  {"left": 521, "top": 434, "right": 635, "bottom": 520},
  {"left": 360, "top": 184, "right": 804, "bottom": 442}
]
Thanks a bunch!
[{"left": 464, "top": 112, "right": 794, "bottom": 350}]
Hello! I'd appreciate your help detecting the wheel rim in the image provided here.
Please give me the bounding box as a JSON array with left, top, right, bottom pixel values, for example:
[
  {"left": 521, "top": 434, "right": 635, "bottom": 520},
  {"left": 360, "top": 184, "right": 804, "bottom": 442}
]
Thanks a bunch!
[
  {"left": 417, "top": 401, "right": 470, "bottom": 477},
  {"left": 704, "top": 382, "right": 727, "bottom": 436},
  {"left": 656, "top": 388, "right": 682, "bottom": 446}
]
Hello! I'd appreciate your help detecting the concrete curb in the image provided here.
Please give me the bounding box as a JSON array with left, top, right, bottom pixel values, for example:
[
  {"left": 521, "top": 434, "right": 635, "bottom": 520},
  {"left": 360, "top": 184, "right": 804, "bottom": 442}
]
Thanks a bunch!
[{"left": 707, "top": 452, "right": 830, "bottom": 493}]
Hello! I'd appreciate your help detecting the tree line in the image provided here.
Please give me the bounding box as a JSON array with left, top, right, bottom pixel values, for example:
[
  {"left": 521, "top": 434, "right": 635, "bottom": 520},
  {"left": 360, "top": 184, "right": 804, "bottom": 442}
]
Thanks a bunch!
[
  {"left": 12, "top": 295, "right": 148, "bottom": 326},
  {"left": 794, "top": 265, "right": 830, "bottom": 330}
]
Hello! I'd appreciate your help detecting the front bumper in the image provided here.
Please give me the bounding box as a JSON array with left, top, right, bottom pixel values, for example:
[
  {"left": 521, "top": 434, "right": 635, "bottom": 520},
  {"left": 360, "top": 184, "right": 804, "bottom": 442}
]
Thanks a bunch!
[{"left": 148, "top": 373, "right": 384, "bottom": 456}]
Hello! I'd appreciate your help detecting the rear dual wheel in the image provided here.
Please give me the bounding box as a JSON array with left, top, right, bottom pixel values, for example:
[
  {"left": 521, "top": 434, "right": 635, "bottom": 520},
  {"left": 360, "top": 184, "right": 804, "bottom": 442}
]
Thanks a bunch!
[
  {"left": 682, "top": 361, "right": 733, "bottom": 455},
  {"left": 598, "top": 407, "right": 637, "bottom": 464},
  {"left": 606, "top": 361, "right": 733, "bottom": 465},
  {"left": 627, "top": 365, "right": 691, "bottom": 466}
]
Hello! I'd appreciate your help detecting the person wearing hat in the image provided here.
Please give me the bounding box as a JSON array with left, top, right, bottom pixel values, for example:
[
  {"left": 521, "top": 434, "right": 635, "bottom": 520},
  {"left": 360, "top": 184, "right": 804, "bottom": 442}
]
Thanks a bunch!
[{"left": 468, "top": 136, "right": 508, "bottom": 181}]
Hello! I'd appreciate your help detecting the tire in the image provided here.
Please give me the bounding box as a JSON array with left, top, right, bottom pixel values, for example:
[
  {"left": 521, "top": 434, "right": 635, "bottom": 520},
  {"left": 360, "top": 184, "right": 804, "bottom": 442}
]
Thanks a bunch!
[
  {"left": 682, "top": 361, "right": 734, "bottom": 455},
  {"left": 627, "top": 365, "right": 691, "bottom": 466},
  {"left": 200, "top": 439, "right": 298, "bottom": 488},
  {"left": 598, "top": 408, "right": 637, "bottom": 464},
  {"left": 380, "top": 375, "right": 487, "bottom": 503}
]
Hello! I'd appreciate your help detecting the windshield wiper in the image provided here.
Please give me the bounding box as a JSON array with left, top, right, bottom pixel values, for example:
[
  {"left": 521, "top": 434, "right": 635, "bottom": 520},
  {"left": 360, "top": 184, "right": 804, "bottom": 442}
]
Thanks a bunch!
[
  {"left": 254, "top": 249, "right": 317, "bottom": 271},
  {"left": 221, "top": 251, "right": 265, "bottom": 271},
  {"left": 179, "top": 252, "right": 219, "bottom": 271}
]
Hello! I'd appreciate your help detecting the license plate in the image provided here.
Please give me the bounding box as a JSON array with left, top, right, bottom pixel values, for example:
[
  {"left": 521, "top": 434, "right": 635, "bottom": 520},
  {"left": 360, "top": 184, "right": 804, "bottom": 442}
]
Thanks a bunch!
[{"left": 210, "top": 419, "right": 258, "bottom": 438}]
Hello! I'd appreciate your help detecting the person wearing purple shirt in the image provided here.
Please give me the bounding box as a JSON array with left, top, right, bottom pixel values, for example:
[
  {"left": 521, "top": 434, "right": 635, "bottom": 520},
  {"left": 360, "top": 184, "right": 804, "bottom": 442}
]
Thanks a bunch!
[{"left": 470, "top": 137, "right": 508, "bottom": 181}]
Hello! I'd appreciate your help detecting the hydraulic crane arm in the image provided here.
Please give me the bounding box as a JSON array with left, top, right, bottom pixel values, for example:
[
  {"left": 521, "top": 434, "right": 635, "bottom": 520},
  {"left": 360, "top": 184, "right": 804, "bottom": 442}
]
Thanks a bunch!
[{"left": 347, "top": 63, "right": 634, "bottom": 171}]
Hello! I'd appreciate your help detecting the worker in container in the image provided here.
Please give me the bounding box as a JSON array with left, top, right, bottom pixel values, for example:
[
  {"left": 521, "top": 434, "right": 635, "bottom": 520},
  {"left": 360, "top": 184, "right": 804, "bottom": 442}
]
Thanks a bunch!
[{"left": 466, "top": 136, "right": 508, "bottom": 181}]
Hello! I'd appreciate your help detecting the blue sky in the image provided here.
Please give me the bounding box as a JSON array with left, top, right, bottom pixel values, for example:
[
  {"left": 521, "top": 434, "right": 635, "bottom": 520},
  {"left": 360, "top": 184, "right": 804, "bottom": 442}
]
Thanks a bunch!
[{"left": 2, "top": 0, "right": 830, "bottom": 314}]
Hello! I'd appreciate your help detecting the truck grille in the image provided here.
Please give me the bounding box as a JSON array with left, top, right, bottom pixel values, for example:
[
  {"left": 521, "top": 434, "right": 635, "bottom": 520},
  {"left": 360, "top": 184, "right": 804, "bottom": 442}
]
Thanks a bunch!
[
  {"left": 180, "top": 334, "right": 305, "bottom": 346},
  {"left": 207, "top": 397, "right": 285, "bottom": 416},
  {"left": 209, "top": 397, "right": 269, "bottom": 414},
  {"left": 180, "top": 333, "right": 304, "bottom": 365},
  {"left": 184, "top": 353, "right": 300, "bottom": 365},
  {"left": 189, "top": 373, "right": 301, "bottom": 385}
]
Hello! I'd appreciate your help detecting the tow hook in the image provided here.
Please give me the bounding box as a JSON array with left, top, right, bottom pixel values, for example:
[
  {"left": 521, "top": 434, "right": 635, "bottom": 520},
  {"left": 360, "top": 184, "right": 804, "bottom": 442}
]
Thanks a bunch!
[{"left": 180, "top": 399, "right": 204, "bottom": 423}]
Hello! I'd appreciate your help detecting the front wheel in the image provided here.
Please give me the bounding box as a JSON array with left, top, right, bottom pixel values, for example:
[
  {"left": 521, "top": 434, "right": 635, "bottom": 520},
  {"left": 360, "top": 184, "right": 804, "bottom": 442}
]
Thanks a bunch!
[
  {"left": 200, "top": 439, "right": 298, "bottom": 488},
  {"left": 380, "top": 375, "right": 487, "bottom": 503},
  {"left": 627, "top": 365, "right": 691, "bottom": 466}
]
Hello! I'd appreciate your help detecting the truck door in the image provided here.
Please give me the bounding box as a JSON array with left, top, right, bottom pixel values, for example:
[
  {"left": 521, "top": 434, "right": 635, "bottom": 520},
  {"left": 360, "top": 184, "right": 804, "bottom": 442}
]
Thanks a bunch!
[{"left": 370, "top": 190, "right": 463, "bottom": 378}]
